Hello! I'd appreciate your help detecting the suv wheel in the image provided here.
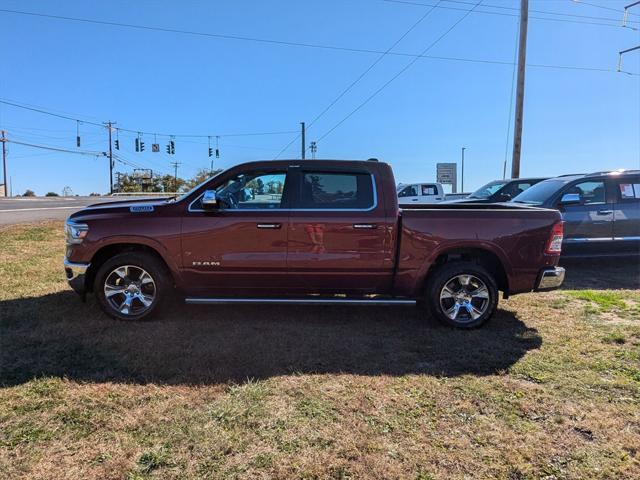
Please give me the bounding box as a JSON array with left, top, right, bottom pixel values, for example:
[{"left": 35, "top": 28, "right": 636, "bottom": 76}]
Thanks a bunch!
[
  {"left": 94, "top": 252, "right": 167, "bottom": 321},
  {"left": 425, "top": 261, "right": 498, "bottom": 328}
]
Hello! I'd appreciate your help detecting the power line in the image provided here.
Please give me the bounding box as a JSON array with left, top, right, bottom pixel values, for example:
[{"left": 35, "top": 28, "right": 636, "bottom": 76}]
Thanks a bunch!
[
  {"left": 572, "top": 0, "right": 639, "bottom": 17},
  {"left": 0, "top": 99, "right": 298, "bottom": 139},
  {"left": 0, "top": 8, "right": 636, "bottom": 73},
  {"left": 6, "top": 139, "right": 106, "bottom": 157},
  {"left": 314, "top": 0, "right": 485, "bottom": 144},
  {"left": 274, "top": 0, "right": 444, "bottom": 159},
  {"left": 382, "top": 0, "right": 639, "bottom": 26}
]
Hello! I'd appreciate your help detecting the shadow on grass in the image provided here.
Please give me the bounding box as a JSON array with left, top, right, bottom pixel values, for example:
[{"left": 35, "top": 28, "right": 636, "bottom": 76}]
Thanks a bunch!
[
  {"left": 559, "top": 256, "right": 640, "bottom": 291},
  {"left": 1, "top": 291, "right": 541, "bottom": 386}
]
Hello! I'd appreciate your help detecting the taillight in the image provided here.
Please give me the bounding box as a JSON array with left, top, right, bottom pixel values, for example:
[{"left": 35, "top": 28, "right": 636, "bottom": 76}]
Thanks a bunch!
[{"left": 545, "top": 221, "right": 564, "bottom": 254}]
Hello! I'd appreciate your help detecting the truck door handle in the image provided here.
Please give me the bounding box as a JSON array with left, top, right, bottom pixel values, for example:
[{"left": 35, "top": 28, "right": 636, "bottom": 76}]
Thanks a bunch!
[
  {"left": 256, "top": 223, "right": 281, "bottom": 229},
  {"left": 353, "top": 223, "right": 377, "bottom": 229},
  {"left": 596, "top": 210, "right": 613, "bottom": 215},
  {"left": 411, "top": 198, "right": 419, "bottom": 201}
]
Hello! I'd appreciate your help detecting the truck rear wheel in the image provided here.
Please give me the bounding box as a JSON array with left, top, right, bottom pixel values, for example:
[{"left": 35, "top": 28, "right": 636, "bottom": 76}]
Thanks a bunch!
[
  {"left": 425, "top": 261, "right": 498, "bottom": 328},
  {"left": 94, "top": 252, "right": 167, "bottom": 321}
]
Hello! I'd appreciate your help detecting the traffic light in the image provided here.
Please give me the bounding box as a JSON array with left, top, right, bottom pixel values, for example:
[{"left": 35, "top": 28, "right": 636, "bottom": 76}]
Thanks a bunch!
[
  {"left": 114, "top": 139, "right": 120, "bottom": 150},
  {"left": 140, "top": 140, "right": 145, "bottom": 152},
  {"left": 170, "top": 140, "right": 175, "bottom": 155},
  {"left": 135, "top": 138, "right": 140, "bottom": 152},
  {"left": 76, "top": 136, "right": 81, "bottom": 147},
  {"left": 166, "top": 142, "right": 171, "bottom": 154},
  {"left": 208, "top": 147, "right": 213, "bottom": 157},
  {"left": 216, "top": 148, "right": 219, "bottom": 158}
]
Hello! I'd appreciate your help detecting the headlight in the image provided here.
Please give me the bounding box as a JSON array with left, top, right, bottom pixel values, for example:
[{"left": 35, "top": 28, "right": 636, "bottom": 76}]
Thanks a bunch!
[{"left": 65, "top": 220, "right": 89, "bottom": 245}]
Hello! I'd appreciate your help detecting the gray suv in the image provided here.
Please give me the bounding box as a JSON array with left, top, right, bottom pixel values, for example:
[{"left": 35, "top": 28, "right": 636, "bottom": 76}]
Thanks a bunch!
[{"left": 512, "top": 170, "right": 640, "bottom": 257}]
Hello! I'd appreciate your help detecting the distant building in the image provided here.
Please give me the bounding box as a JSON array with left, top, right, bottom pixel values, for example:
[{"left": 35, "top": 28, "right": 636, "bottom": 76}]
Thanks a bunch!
[{"left": 0, "top": 183, "right": 5, "bottom": 197}]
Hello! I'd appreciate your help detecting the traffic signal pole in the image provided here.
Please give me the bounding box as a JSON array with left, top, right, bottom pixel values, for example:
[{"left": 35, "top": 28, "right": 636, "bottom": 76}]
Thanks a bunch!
[{"left": 105, "top": 121, "right": 115, "bottom": 194}]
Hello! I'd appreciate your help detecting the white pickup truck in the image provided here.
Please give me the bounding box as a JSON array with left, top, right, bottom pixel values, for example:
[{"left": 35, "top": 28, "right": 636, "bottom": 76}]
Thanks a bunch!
[{"left": 397, "top": 182, "right": 445, "bottom": 204}]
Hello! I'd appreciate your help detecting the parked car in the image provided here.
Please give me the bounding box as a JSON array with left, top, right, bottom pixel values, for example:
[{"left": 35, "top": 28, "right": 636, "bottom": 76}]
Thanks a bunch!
[
  {"left": 397, "top": 182, "right": 444, "bottom": 204},
  {"left": 511, "top": 170, "right": 640, "bottom": 257},
  {"left": 64, "top": 159, "right": 565, "bottom": 328},
  {"left": 449, "top": 178, "right": 548, "bottom": 203}
]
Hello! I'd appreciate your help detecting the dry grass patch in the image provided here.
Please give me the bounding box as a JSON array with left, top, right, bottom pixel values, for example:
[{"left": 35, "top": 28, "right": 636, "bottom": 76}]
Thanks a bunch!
[{"left": 1, "top": 222, "right": 639, "bottom": 479}]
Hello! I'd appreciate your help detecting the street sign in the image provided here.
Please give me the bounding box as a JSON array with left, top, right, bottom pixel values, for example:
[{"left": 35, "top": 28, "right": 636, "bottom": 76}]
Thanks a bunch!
[
  {"left": 437, "top": 163, "right": 458, "bottom": 193},
  {"left": 152, "top": 143, "right": 160, "bottom": 153}
]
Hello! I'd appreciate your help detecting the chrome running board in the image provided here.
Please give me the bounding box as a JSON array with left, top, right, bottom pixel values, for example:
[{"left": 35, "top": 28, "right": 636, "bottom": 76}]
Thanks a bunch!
[{"left": 185, "top": 297, "right": 416, "bottom": 306}]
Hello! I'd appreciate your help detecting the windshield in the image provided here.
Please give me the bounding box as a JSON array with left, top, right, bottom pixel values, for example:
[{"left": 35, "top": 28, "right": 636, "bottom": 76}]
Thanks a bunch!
[
  {"left": 168, "top": 170, "right": 225, "bottom": 203},
  {"left": 512, "top": 179, "right": 566, "bottom": 205},
  {"left": 469, "top": 180, "right": 507, "bottom": 199}
]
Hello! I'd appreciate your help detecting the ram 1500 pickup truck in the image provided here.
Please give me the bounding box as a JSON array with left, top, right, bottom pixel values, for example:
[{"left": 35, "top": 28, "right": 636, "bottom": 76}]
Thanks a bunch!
[{"left": 64, "top": 159, "right": 565, "bottom": 328}]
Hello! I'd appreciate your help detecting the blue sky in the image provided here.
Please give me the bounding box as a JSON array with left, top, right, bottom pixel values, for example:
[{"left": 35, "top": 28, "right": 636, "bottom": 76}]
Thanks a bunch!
[{"left": 0, "top": 0, "right": 638, "bottom": 195}]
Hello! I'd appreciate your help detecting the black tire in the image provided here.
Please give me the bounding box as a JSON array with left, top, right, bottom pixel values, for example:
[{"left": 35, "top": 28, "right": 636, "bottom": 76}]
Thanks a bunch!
[
  {"left": 94, "top": 252, "right": 168, "bottom": 321},
  {"left": 425, "top": 261, "right": 498, "bottom": 329}
]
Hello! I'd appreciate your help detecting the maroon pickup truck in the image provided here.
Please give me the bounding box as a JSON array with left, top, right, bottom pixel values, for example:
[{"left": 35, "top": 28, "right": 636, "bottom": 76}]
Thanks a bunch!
[{"left": 64, "top": 159, "right": 565, "bottom": 328}]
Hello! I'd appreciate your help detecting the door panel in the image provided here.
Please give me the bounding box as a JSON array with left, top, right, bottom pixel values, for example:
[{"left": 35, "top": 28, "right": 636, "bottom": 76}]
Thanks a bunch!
[
  {"left": 287, "top": 171, "right": 393, "bottom": 293},
  {"left": 560, "top": 179, "right": 613, "bottom": 255},
  {"left": 180, "top": 170, "right": 290, "bottom": 294},
  {"left": 612, "top": 177, "right": 640, "bottom": 255}
]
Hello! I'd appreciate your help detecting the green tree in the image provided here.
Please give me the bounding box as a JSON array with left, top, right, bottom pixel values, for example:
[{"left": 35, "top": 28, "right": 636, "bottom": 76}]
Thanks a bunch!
[
  {"left": 23, "top": 189, "right": 36, "bottom": 197},
  {"left": 45, "top": 192, "right": 59, "bottom": 197}
]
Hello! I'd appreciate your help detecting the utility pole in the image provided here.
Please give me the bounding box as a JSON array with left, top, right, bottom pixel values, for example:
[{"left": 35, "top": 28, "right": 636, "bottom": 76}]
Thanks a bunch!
[
  {"left": 511, "top": 0, "right": 528, "bottom": 180},
  {"left": 300, "top": 122, "right": 306, "bottom": 160},
  {"left": 623, "top": 1, "right": 640, "bottom": 27},
  {"left": 170, "top": 161, "right": 181, "bottom": 192},
  {"left": 104, "top": 121, "right": 115, "bottom": 194},
  {"left": 1, "top": 130, "right": 7, "bottom": 197},
  {"left": 617, "top": 45, "right": 640, "bottom": 72},
  {"left": 461, "top": 147, "right": 466, "bottom": 192}
]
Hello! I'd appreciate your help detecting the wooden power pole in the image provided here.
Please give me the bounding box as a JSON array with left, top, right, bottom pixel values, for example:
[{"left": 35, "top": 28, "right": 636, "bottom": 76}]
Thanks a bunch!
[
  {"left": 300, "top": 122, "right": 306, "bottom": 160},
  {"left": 511, "top": 0, "right": 528, "bottom": 179},
  {"left": 1, "top": 130, "right": 7, "bottom": 197}
]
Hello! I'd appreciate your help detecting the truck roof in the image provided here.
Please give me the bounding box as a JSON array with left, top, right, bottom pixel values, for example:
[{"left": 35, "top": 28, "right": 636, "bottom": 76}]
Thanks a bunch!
[{"left": 232, "top": 159, "right": 391, "bottom": 170}]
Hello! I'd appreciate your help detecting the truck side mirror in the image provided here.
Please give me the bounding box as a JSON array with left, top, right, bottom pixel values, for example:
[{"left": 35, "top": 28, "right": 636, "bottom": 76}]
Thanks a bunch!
[
  {"left": 201, "top": 189, "right": 218, "bottom": 210},
  {"left": 559, "top": 193, "right": 581, "bottom": 205}
]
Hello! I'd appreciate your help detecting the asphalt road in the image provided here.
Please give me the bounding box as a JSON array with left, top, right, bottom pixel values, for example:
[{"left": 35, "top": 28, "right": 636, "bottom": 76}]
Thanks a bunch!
[{"left": 0, "top": 196, "right": 157, "bottom": 226}]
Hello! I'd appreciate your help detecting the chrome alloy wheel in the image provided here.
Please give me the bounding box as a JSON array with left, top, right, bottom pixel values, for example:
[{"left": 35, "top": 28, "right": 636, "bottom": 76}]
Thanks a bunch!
[
  {"left": 439, "top": 274, "right": 490, "bottom": 323},
  {"left": 103, "top": 265, "right": 156, "bottom": 316}
]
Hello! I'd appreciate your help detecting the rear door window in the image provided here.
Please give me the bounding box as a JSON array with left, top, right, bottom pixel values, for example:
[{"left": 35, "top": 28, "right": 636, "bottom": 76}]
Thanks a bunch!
[
  {"left": 421, "top": 184, "right": 438, "bottom": 196},
  {"left": 615, "top": 178, "right": 640, "bottom": 201},
  {"left": 297, "top": 172, "right": 374, "bottom": 209}
]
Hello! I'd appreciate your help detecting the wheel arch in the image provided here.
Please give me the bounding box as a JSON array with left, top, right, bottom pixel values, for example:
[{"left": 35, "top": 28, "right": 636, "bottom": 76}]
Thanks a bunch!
[
  {"left": 86, "top": 242, "right": 176, "bottom": 293},
  {"left": 419, "top": 245, "right": 511, "bottom": 298}
]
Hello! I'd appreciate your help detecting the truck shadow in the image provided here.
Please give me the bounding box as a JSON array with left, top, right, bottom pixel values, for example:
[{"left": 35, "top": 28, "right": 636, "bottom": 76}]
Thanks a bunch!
[
  {"left": 559, "top": 256, "right": 640, "bottom": 291},
  {"left": 1, "top": 291, "right": 541, "bottom": 387}
]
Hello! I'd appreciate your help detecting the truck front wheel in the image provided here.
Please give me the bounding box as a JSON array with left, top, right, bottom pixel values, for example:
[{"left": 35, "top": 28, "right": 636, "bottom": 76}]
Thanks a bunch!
[
  {"left": 425, "top": 262, "right": 498, "bottom": 328},
  {"left": 94, "top": 252, "right": 168, "bottom": 321}
]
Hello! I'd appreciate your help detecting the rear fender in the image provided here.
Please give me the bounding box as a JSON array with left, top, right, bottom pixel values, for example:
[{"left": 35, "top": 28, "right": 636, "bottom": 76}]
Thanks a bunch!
[{"left": 414, "top": 241, "right": 513, "bottom": 296}]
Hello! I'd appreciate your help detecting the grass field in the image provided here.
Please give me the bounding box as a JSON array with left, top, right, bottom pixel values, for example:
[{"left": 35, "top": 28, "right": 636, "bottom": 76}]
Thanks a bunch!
[{"left": 1, "top": 221, "right": 639, "bottom": 479}]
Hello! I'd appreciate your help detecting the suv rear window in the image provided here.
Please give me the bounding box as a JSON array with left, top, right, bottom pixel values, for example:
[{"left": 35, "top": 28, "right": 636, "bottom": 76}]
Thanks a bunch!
[{"left": 298, "top": 172, "right": 374, "bottom": 209}]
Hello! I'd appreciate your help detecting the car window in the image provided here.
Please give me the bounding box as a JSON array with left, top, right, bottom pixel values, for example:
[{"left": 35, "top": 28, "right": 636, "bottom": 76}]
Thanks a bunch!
[
  {"left": 298, "top": 172, "right": 374, "bottom": 209},
  {"left": 469, "top": 180, "right": 507, "bottom": 199},
  {"left": 565, "top": 180, "right": 606, "bottom": 205},
  {"left": 421, "top": 185, "right": 437, "bottom": 196},
  {"left": 502, "top": 182, "right": 533, "bottom": 198},
  {"left": 216, "top": 171, "right": 287, "bottom": 209},
  {"left": 615, "top": 178, "right": 640, "bottom": 201},
  {"left": 398, "top": 185, "right": 418, "bottom": 197}
]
